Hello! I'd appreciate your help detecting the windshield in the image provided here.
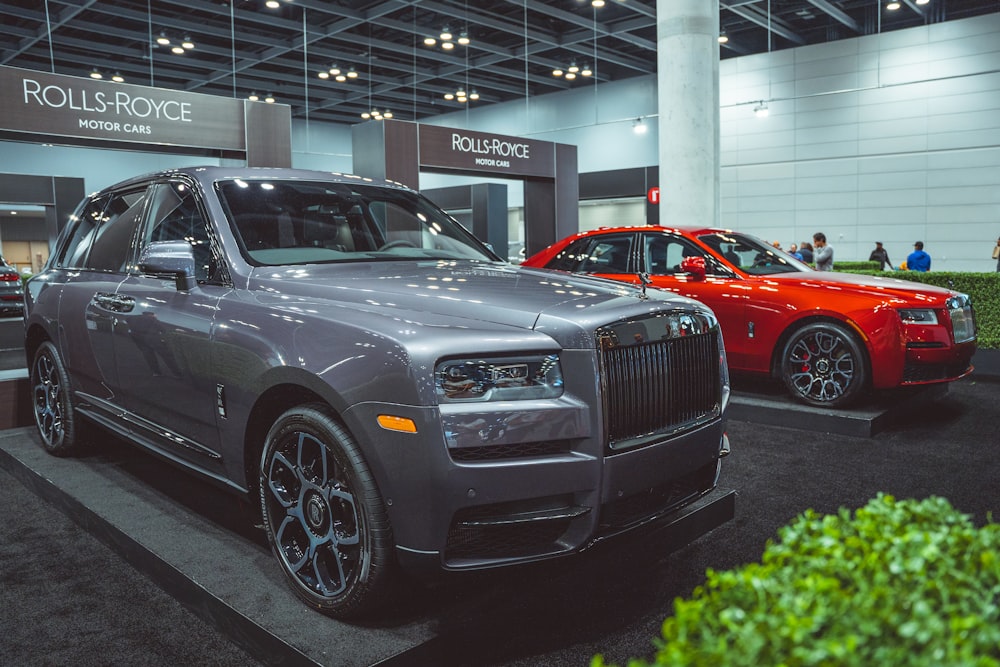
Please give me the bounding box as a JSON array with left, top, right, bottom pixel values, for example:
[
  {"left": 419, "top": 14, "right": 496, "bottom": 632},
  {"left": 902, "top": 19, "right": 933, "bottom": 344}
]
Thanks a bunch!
[
  {"left": 697, "top": 231, "right": 812, "bottom": 275},
  {"left": 216, "top": 178, "right": 498, "bottom": 266}
]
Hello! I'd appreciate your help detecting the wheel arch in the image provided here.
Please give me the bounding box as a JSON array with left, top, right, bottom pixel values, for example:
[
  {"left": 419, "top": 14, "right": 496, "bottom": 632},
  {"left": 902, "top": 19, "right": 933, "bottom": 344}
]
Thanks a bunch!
[
  {"left": 241, "top": 381, "right": 330, "bottom": 501},
  {"left": 770, "top": 314, "right": 873, "bottom": 383},
  {"left": 24, "top": 322, "right": 51, "bottom": 368}
]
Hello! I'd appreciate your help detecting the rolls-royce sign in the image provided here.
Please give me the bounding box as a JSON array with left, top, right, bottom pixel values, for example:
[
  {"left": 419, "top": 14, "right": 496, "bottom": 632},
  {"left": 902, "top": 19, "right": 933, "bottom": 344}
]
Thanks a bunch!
[
  {"left": 0, "top": 65, "right": 246, "bottom": 151},
  {"left": 418, "top": 125, "right": 555, "bottom": 178}
]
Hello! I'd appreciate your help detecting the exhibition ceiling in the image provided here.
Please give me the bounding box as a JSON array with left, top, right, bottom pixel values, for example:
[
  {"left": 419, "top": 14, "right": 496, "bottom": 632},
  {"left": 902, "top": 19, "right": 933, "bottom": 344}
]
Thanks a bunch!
[{"left": 1, "top": 0, "right": 997, "bottom": 125}]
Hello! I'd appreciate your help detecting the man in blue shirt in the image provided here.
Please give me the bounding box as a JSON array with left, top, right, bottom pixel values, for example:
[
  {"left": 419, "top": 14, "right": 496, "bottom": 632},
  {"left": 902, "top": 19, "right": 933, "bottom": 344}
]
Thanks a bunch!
[{"left": 907, "top": 241, "right": 931, "bottom": 272}]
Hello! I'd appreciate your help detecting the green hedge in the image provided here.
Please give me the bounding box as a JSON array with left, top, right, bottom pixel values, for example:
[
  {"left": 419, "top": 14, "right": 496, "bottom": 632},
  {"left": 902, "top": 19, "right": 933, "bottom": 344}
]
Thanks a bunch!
[
  {"left": 594, "top": 495, "right": 1000, "bottom": 667},
  {"left": 839, "top": 270, "right": 1000, "bottom": 349},
  {"left": 835, "top": 261, "right": 882, "bottom": 272}
]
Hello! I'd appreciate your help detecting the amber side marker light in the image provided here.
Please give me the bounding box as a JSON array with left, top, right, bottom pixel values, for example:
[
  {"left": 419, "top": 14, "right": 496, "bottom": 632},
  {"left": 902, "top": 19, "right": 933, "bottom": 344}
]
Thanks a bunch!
[{"left": 377, "top": 415, "right": 418, "bottom": 433}]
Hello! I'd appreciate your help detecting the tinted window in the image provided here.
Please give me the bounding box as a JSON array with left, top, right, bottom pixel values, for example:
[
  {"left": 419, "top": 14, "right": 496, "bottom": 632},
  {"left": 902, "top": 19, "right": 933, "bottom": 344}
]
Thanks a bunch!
[
  {"left": 545, "top": 234, "right": 634, "bottom": 274},
  {"left": 57, "top": 195, "right": 108, "bottom": 269},
  {"left": 642, "top": 234, "right": 732, "bottom": 277},
  {"left": 86, "top": 189, "right": 147, "bottom": 272},
  {"left": 141, "top": 182, "right": 218, "bottom": 283}
]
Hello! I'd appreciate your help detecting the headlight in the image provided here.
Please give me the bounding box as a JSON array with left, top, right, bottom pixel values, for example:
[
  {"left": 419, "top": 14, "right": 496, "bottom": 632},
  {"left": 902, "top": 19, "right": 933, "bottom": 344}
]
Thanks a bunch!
[
  {"left": 436, "top": 354, "right": 563, "bottom": 403},
  {"left": 898, "top": 308, "right": 938, "bottom": 325}
]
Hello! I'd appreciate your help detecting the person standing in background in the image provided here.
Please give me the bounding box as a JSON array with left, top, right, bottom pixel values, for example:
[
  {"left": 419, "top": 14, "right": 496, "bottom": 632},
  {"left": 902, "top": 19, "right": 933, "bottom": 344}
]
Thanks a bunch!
[
  {"left": 813, "top": 233, "right": 833, "bottom": 271},
  {"left": 993, "top": 235, "right": 1000, "bottom": 271},
  {"left": 869, "top": 241, "right": 893, "bottom": 270},
  {"left": 798, "top": 242, "right": 814, "bottom": 263},
  {"left": 907, "top": 241, "right": 931, "bottom": 272}
]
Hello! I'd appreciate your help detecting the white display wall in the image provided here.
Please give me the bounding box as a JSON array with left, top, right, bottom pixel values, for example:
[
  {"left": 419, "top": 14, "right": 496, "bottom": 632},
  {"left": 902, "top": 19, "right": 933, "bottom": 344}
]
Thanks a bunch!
[
  {"left": 427, "top": 12, "right": 1000, "bottom": 272},
  {"left": 2, "top": 12, "right": 997, "bottom": 271}
]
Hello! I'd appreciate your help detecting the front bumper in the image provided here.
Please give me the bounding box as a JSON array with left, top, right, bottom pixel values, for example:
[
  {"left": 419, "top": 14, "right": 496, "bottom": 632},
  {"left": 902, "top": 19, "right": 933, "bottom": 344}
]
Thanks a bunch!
[{"left": 344, "top": 396, "right": 729, "bottom": 578}]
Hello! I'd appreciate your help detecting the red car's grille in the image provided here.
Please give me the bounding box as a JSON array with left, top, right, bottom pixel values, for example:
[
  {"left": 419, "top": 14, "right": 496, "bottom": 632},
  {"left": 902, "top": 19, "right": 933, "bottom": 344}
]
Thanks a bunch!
[{"left": 600, "top": 329, "right": 721, "bottom": 453}]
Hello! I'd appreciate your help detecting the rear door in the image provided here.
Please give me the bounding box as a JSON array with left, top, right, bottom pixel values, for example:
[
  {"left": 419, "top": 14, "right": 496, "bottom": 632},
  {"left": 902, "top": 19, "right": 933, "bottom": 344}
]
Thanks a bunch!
[{"left": 55, "top": 188, "right": 148, "bottom": 408}]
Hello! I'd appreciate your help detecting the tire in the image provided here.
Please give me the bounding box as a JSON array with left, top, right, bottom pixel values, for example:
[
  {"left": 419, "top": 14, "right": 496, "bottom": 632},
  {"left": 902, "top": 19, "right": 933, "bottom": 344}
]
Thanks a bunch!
[
  {"left": 259, "top": 404, "right": 396, "bottom": 619},
  {"left": 30, "top": 341, "right": 84, "bottom": 456},
  {"left": 779, "top": 322, "right": 867, "bottom": 408}
]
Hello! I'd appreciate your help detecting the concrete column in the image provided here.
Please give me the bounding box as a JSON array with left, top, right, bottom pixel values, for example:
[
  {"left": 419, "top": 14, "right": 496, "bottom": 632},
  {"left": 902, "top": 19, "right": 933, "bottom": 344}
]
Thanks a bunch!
[{"left": 657, "top": 0, "right": 720, "bottom": 227}]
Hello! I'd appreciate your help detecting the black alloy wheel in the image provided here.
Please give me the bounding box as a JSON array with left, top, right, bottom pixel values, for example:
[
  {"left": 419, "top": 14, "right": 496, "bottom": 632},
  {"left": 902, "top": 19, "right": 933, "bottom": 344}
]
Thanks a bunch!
[
  {"left": 259, "top": 404, "right": 395, "bottom": 618},
  {"left": 780, "top": 322, "right": 867, "bottom": 408},
  {"left": 31, "top": 341, "right": 83, "bottom": 456}
]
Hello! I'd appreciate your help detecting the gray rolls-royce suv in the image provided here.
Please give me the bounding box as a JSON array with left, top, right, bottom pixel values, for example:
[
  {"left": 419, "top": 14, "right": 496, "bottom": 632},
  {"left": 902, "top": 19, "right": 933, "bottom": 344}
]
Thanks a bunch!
[{"left": 24, "top": 166, "right": 731, "bottom": 618}]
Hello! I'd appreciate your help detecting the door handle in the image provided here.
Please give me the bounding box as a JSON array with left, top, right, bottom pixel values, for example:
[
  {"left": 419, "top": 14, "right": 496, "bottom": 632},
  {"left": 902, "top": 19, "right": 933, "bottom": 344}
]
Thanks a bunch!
[{"left": 92, "top": 292, "right": 135, "bottom": 313}]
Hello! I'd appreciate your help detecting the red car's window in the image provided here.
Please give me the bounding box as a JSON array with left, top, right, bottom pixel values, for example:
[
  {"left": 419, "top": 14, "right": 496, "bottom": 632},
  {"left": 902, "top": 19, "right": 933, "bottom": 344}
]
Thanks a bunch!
[{"left": 546, "top": 234, "right": 634, "bottom": 274}]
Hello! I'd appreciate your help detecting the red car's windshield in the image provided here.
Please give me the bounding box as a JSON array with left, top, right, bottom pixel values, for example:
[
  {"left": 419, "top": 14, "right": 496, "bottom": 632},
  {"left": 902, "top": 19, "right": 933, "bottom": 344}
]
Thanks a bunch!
[{"left": 697, "top": 231, "right": 812, "bottom": 275}]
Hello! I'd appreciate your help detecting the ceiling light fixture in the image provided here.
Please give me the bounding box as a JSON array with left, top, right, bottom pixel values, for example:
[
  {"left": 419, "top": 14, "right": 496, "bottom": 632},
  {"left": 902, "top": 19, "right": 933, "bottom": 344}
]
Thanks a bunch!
[
  {"left": 265, "top": 0, "right": 281, "bottom": 8},
  {"left": 155, "top": 31, "right": 170, "bottom": 46},
  {"left": 754, "top": 101, "right": 769, "bottom": 117},
  {"left": 915, "top": 0, "right": 930, "bottom": 4},
  {"left": 89, "top": 68, "right": 103, "bottom": 79},
  {"left": 248, "top": 92, "right": 260, "bottom": 101},
  {"left": 111, "top": 72, "right": 125, "bottom": 83},
  {"left": 592, "top": 0, "right": 605, "bottom": 6},
  {"left": 632, "top": 118, "right": 648, "bottom": 134},
  {"left": 426, "top": 28, "right": 468, "bottom": 50},
  {"left": 264, "top": 93, "right": 275, "bottom": 104},
  {"left": 718, "top": 31, "right": 729, "bottom": 44},
  {"left": 552, "top": 63, "right": 592, "bottom": 80},
  {"left": 347, "top": 68, "right": 358, "bottom": 79},
  {"left": 181, "top": 36, "right": 195, "bottom": 50},
  {"left": 318, "top": 71, "right": 329, "bottom": 79},
  {"left": 171, "top": 45, "right": 185, "bottom": 54},
  {"left": 886, "top": 0, "right": 901, "bottom": 9}
]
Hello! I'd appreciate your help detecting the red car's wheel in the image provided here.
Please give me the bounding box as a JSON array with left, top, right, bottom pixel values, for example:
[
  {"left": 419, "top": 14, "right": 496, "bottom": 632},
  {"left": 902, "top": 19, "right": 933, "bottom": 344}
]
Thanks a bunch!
[{"left": 780, "top": 322, "right": 867, "bottom": 408}]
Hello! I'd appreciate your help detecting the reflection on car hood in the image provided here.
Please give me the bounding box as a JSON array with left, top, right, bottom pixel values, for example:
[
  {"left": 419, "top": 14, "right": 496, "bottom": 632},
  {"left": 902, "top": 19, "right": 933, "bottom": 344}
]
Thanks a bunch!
[
  {"left": 765, "top": 270, "right": 960, "bottom": 302},
  {"left": 248, "top": 260, "right": 705, "bottom": 331}
]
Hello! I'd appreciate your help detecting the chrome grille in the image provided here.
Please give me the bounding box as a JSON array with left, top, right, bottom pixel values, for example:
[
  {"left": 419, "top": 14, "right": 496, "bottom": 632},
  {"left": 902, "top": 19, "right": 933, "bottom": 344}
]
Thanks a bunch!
[{"left": 599, "top": 318, "right": 721, "bottom": 453}]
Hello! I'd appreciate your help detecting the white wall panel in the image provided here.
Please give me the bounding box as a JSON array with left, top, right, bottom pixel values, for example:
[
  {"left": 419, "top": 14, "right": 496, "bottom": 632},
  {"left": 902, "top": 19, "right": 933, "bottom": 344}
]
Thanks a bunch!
[{"left": 796, "top": 174, "right": 858, "bottom": 194}]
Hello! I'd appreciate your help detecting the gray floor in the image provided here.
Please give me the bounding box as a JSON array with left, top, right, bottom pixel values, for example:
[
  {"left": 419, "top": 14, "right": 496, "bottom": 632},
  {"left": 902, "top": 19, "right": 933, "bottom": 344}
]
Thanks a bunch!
[{"left": 1, "top": 374, "right": 997, "bottom": 666}]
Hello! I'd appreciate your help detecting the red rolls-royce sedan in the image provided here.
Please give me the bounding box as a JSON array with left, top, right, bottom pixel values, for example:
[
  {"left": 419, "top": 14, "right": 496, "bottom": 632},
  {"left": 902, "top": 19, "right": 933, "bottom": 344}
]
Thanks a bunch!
[{"left": 523, "top": 226, "right": 976, "bottom": 408}]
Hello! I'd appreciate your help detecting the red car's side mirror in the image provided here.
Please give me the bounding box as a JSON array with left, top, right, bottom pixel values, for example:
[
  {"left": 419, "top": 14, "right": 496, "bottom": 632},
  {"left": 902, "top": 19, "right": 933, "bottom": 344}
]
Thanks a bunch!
[{"left": 680, "top": 256, "right": 706, "bottom": 281}]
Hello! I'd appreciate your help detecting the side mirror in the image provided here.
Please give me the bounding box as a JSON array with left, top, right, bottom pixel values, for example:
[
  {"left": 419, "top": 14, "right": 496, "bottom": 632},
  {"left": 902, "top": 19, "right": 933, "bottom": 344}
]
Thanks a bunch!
[
  {"left": 138, "top": 240, "right": 197, "bottom": 291},
  {"left": 680, "top": 256, "right": 707, "bottom": 281}
]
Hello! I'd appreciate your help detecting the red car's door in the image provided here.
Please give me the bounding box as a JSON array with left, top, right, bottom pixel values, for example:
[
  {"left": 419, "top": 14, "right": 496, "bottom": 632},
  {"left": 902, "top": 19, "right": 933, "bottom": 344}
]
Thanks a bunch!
[{"left": 639, "top": 232, "right": 753, "bottom": 369}]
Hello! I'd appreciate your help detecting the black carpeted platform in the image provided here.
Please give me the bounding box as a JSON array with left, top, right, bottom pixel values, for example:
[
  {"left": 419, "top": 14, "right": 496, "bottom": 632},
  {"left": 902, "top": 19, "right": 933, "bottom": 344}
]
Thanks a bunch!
[
  {"left": 2, "top": 375, "right": 997, "bottom": 666},
  {"left": 0, "top": 426, "right": 734, "bottom": 667},
  {"left": 728, "top": 376, "right": 949, "bottom": 437}
]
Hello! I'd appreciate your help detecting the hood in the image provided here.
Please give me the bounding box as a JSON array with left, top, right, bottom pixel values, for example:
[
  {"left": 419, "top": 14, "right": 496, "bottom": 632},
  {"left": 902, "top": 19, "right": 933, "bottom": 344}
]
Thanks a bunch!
[
  {"left": 247, "top": 260, "right": 710, "bottom": 344},
  {"left": 765, "top": 270, "right": 959, "bottom": 303}
]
